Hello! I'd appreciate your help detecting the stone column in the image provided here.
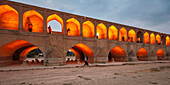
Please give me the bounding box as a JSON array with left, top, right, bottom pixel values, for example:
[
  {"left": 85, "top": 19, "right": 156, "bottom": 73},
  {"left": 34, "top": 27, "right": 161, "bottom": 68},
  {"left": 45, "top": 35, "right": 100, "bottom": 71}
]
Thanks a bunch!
[
  {"left": 43, "top": 9, "right": 47, "bottom": 34},
  {"left": 18, "top": 5, "right": 23, "bottom": 31}
]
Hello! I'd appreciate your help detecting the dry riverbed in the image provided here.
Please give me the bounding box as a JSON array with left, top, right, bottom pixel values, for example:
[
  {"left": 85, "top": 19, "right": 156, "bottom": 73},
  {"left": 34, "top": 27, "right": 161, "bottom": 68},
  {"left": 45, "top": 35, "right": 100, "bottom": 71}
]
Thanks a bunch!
[{"left": 0, "top": 63, "right": 170, "bottom": 85}]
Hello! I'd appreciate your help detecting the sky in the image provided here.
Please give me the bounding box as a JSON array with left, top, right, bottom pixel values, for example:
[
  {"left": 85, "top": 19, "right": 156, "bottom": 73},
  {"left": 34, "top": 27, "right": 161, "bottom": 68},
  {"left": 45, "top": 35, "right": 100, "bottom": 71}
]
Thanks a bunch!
[{"left": 11, "top": 0, "right": 170, "bottom": 34}]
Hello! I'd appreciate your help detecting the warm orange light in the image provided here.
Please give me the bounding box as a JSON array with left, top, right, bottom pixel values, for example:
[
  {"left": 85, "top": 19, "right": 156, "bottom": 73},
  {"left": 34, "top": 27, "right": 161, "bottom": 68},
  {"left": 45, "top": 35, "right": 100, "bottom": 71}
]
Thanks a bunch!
[
  {"left": 72, "top": 43, "right": 94, "bottom": 63},
  {"left": 47, "top": 14, "right": 63, "bottom": 33},
  {"left": 128, "top": 29, "right": 136, "bottom": 42},
  {"left": 144, "top": 32, "right": 149, "bottom": 44},
  {"left": 96, "top": 23, "right": 107, "bottom": 39},
  {"left": 109, "top": 25, "right": 118, "bottom": 40},
  {"left": 150, "top": 33, "right": 155, "bottom": 44},
  {"left": 0, "top": 5, "right": 19, "bottom": 30},
  {"left": 20, "top": 46, "right": 38, "bottom": 60},
  {"left": 66, "top": 18, "right": 80, "bottom": 36},
  {"left": 156, "top": 34, "right": 161, "bottom": 44},
  {"left": 0, "top": 39, "right": 33, "bottom": 57},
  {"left": 137, "top": 48, "right": 149, "bottom": 61},
  {"left": 137, "top": 38, "right": 140, "bottom": 42},
  {"left": 166, "top": 36, "right": 170, "bottom": 46},
  {"left": 119, "top": 27, "right": 127, "bottom": 41},
  {"left": 23, "top": 10, "right": 43, "bottom": 33},
  {"left": 83, "top": 21, "right": 94, "bottom": 38},
  {"left": 156, "top": 49, "right": 165, "bottom": 60},
  {"left": 110, "top": 46, "right": 126, "bottom": 62}
]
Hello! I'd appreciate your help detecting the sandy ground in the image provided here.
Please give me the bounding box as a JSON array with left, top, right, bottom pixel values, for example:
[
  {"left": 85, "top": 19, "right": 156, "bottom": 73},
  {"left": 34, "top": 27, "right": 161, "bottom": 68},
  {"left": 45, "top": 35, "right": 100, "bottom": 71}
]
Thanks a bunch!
[{"left": 0, "top": 63, "right": 170, "bottom": 85}]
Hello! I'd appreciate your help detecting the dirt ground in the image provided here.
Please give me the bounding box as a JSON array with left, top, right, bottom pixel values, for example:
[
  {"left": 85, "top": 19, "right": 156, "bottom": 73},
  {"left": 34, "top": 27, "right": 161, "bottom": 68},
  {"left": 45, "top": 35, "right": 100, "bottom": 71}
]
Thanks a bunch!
[{"left": 0, "top": 63, "right": 170, "bottom": 85}]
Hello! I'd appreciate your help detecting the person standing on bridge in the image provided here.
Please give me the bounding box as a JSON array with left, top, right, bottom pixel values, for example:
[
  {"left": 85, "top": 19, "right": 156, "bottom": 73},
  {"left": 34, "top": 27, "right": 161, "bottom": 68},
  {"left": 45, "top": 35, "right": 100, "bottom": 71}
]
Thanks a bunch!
[
  {"left": 84, "top": 55, "right": 89, "bottom": 66},
  {"left": 48, "top": 25, "right": 52, "bottom": 34}
]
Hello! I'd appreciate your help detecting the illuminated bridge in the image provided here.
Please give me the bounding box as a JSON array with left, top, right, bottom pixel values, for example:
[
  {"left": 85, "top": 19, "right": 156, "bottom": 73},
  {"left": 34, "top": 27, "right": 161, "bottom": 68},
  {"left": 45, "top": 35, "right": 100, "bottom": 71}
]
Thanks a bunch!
[{"left": 0, "top": 0, "right": 170, "bottom": 66}]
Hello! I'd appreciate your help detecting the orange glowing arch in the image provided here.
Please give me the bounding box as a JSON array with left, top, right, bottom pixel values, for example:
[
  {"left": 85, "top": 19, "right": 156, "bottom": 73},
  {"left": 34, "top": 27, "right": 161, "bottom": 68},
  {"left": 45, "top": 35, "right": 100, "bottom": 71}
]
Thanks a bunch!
[
  {"left": 0, "top": 39, "right": 33, "bottom": 59},
  {"left": 66, "top": 18, "right": 80, "bottom": 36},
  {"left": 150, "top": 33, "right": 155, "bottom": 44},
  {"left": 0, "top": 5, "right": 19, "bottom": 30},
  {"left": 19, "top": 46, "right": 38, "bottom": 60},
  {"left": 69, "top": 43, "right": 94, "bottom": 63},
  {"left": 137, "top": 48, "right": 149, "bottom": 61},
  {"left": 128, "top": 29, "right": 136, "bottom": 42},
  {"left": 156, "top": 34, "right": 161, "bottom": 45},
  {"left": 166, "top": 36, "right": 170, "bottom": 46},
  {"left": 156, "top": 49, "right": 165, "bottom": 60},
  {"left": 96, "top": 23, "right": 107, "bottom": 39},
  {"left": 109, "top": 25, "right": 118, "bottom": 40},
  {"left": 47, "top": 14, "right": 63, "bottom": 34},
  {"left": 23, "top": 10, "right": 43, "bottom": 33},
  {"left": 119, "top": 27, "right": 127, "bottom": 41},
  {"left": 144, "top": 32, "right": 149, "bottom": 44},
  {"left": 109, "top": 46, "right": 127, "bottom": 62},
  {"left": 83, "top": 21, "right": 95, "bottom": 38}
]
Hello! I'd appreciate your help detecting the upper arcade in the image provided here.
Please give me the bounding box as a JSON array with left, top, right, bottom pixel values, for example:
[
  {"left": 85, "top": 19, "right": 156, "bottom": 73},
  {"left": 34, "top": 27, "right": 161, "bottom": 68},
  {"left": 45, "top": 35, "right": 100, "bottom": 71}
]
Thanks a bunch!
[{"left": 0, "top": 0, "right": 170, "bottom": 46}]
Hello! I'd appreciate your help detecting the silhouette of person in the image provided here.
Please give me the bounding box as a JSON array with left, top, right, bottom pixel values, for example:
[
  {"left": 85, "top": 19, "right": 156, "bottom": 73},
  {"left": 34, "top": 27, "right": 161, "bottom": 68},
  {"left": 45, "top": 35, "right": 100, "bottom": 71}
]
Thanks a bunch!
[
  {"left": 25, "top": 17, "right": 33, "bottom": 32},
  {"left": 84, "top": 55, "right": 89, "bottom": 66},
  {"left": 48, "top": 25, "right": 52, "bottom": 34}
]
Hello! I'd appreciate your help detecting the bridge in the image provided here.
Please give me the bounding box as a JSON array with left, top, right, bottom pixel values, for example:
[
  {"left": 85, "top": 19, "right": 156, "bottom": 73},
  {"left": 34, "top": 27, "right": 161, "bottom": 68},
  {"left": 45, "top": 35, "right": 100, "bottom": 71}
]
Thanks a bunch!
[{"left": 0, "top": 0, "right": 170, "bottom": 66}]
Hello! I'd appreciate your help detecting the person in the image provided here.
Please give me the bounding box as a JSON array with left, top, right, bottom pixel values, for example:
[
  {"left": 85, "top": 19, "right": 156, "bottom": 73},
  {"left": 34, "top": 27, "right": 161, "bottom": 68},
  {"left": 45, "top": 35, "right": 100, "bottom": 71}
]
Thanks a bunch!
[
  {"left": 25, "top": 17, "right": 33, "bottom": 32},
  {"left": 84, "top": 55, "right": 89, "bottom": 66},
  {"left": 48, "top": 25, "right": 52, "bottom": 34}
]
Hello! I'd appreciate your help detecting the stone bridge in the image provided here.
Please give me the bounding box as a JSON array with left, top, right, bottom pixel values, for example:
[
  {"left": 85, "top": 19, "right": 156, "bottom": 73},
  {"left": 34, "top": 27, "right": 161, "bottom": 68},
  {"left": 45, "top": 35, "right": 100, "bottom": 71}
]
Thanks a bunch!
[{"left": 0, "top": 0, "right": 170, "bottom": 66}]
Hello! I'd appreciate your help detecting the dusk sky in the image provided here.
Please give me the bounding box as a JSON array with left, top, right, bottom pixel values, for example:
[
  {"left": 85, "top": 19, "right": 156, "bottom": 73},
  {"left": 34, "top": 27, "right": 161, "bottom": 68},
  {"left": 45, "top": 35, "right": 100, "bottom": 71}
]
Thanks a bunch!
[{"left": 11, "top": 0, "right": 170, "bottom": 34}]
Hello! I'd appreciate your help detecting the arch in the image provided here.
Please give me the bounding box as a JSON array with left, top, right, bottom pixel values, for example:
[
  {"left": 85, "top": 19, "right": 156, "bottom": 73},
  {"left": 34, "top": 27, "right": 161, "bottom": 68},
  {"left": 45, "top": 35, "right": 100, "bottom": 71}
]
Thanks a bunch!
[
  {"left": 66, "top": 43, "right": 94, "bottom": 63},
  {"left": 156, "top": 49, "right": 165, "bottom": 60},
  {"left": 137, "top": 48, "right": 149, "bottom": 61},
  {"left": 108, "top": 46, "right": 127, "bottom": 62},
  {"left": 23, "top": 10, "right": 43, "bottom": 33},
  {"left": 96, "top": 23, "right": 107, "bottom": 39},
  {"left": 119, "top": 27, "right": 127, "bottom": 41},
  {"left": 109, "top": 25, "right": 118, "bottom": 40},
  {"left": 47, "top": 14, "right": 63, "bottom": 34},
  {"left": 161, "top": 36, "right": 166, "bottom": 45},
  {"left": 137, "top": 31, "right": 143, "bottom": 43},
  {"left": 83, "top": 21, "right": 95, "bottom": 38},
  {"left": 66, "top": 18, "right": 80, "bottom": 36},
  {"left": 128, "top": 29, "right": 136, "bottom": 42},
  {"left": 144, "top": 32, "right": 149, "bottom": 44},
  {"left": 150, "top": 33, "right": 155, "bottom": 44},
  {"left": 0, "top": 5, "right": 19, "bottom": 30},
  {"left": 166, "top": 36, "right": 170, "bottom": 46},
  {"left": 156, "top": 34, "right": 161, "bottom": 45},
  {"left": 0, "top": 39, "right": 43, "bottom": 66}
]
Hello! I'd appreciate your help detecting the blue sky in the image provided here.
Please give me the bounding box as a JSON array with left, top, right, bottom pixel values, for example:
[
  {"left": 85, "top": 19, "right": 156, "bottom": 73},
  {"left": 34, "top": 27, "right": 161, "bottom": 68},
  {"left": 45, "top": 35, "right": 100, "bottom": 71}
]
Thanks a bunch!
[{"left": 11, "top": 0, "right": 170, "bottom": 34}]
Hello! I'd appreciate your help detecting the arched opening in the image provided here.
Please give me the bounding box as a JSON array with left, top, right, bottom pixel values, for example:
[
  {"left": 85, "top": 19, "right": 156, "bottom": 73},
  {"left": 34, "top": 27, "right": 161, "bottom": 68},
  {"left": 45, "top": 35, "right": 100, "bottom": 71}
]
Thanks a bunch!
[
  {"left": 119, "top": 27, "right": 127, "bottom": 41},
  {"left": 23, "top": 10, "right": 43, "bottom": 33},
  {"left": 128, "top": 29, "right": 136, "bottom": 42},
  {"left": 0, "top": 5, "right": 19, "bottom": 30},
  {"left": 166, "top": 36, "right": 170, "bottom": 46},
  {"left": 156, "top": 49, "right": 165, "bottom": 60},
  {"left": 0, "top": 39, "right": 44, "bottom": 66},
  {"left": 137, "top": 31, "right": 143, "bottom": 43},
  {"left": 66, "top": 18, "right": 80, "bottom": 36},
  {"left": 161, "top": 36, "right": 166, "bottom": 45},
  {"left": 109, "top": 25, "right": 118, "bottom": 40},
  {"left": 144, "top": 32, "right": 149, "bottom": 44},
  {"left": 66, "top": 43, "right": 94, "bottom": 64},
  {"left": 150, "top": 33, "right": 155, "bottom": 44},
  {"left": 83, "top": 21, "right": 94, "bottom": 38},
  {"left": 96, "top": 23, "right": 107, "bottom": 39},
  {"left": 108, "top": 46, "right": 127, "bottom": 62},
  {"left": 137, "top": 48, "right": 149, "bottom": 61},
  {"left": 156, "top": 34, "right": 161, "bottom": 45},
  {"left": 47, "top": 14, "right": 63, "bottom": 34}
]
